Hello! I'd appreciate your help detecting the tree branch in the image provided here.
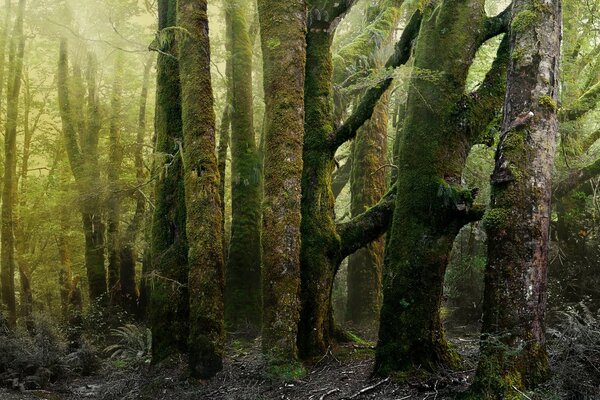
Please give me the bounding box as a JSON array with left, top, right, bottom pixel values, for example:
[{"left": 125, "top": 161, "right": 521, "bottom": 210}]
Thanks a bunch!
[
  {"left": 337, "top": 184, "right": 397, "bottom": 260},
  {"left": 559, "top": 80, "right": 600, "bottom": 122},
  {"left": 554, "top": 157, "right": 600, "bottom": 199},
  {"left": 330, "top": 10, "right": 423, "bottom": 151},
  {"left": 581, "top": 128, "right": 600, "bottom": 153},
  {"left": 478, "top": 4, "right": 511, "bottom": 46},
  {"left": 464, "top": 35, "right": 510, "bottom": 145}
]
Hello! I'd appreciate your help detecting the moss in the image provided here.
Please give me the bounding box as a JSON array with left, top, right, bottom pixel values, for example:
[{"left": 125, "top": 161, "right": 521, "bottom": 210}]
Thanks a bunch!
[
  {"left": 266, "top": 37, "right": 280, "bottom": 49},
  {"left": 267, "top": 361, "right": 306, "bottom": 381},
  {"left": 538, "top": 95, "right": 557, "bottom": 110},
  {"left": 224, "top": 0, "right": 263, "bottom": 334},
  {"left": 259, "top": 0, "right": 305, "bottom": 366},
  {"left": 511, "top": 46, "right": 525, "bottom": 62},
  {"left": 511, "top": 10, "right": 538, "bottom": 34},
  {"left": 482, "top": 208, "right": 510, "bottom": 231}
]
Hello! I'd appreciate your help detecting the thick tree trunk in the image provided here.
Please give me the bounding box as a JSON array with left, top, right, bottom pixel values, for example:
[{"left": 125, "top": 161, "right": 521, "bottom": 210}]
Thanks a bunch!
[
  {"left": 298, "top": 28, "right": 340, "bottom": 358},
  {"left": 258, "top": 0, "right": 306, "bottom": 367},
  {"left": 298, "top": 5, "right": 422, "bottom": 359},
  {"left": 471, "top": 0, "right": 562, "bottom": 396},
  {"left": 224, "top": 0, "right": 262, "bottom": 334},
  {"left": 149, "top": 0, "right": 189, "bottom": 362},
  {"left": 1, "top": 0, "right": 25, "bottom": 329},
  {"left": 376, "top": 0, "right": 509, "bottom": 375},
  {"left": 177, "top": 0, "right": 225, "bottom": 379}
]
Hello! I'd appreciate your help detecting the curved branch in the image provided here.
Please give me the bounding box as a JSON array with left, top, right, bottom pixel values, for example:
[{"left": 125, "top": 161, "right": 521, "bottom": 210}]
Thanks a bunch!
[
  {"left": 330, "top": 10, "right": 423, "bottom": 151},
  {"left": 478, "top": 4, "right": 511, "bottom": 47},
  {"left": 554, "top": 157, "right": 600, "bottom": 199},
  {"left": 337, "top": 184, "right": 397, "bottom": 260}
]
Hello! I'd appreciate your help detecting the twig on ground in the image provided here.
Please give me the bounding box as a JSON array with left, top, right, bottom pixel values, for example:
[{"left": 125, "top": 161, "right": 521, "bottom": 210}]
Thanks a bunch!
[
  {"left": 342, "top": 377, "right": 390, "bottom": 399},
  {"left": 319, "top": 388, "right": 341, "bottom": 400},
  {"left": 511, "top": 385, "right": 532, "bottom": 400}
]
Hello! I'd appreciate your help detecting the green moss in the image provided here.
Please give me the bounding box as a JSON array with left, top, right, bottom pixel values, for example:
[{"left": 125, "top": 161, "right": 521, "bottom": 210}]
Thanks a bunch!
[
  {"left": 482, "top": 208, "right": 510, "bottom": 231},
  {"left": 538, "top": 95, "right": 557, "bottom": 110},
  {"left": 267, "top": 362, "right": 306, "bottom": 381},
  {"left": 511, "top": 46, "right": 525, "bottom": 62},
  {"left": 511, "top": 10, "right": 538, "bottom": 34},
  {"left": 266, "top": 37, "right": 280, "bottom": 49}
]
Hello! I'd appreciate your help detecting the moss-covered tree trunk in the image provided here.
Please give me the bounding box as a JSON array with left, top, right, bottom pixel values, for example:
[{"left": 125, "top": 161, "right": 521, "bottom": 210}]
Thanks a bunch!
[
  {"left": 177, "top": 0, "right": 225, "bottom": 379},
  {"left": 298, "top": 26, "right": 340, "bottom": 359},
  {"left": 224, "top": 0, "right": 262, "bottom": 334},
  {"left": 376, "top": 0, "right": 510, "bottom": 374},
  {"left": 258, "top": 0, "right": 306, "bottom": 367},
  {"left": 1, "top": 0, "right": 25, "bottom": 328},
  {"left": 471, "top": 0, "right": 561, "bottom": 396},
  {"left": 346, "top": 91, "right": 388, "bottom": 327},
  {"left": 149, "top": 0, "right": 189, "bottom": 362},
  {"left": 298, "top": 3, "right": 422, "bottom": 358},
  {"left": 107, "top": 55, "right": 124, "bottom": 299}
]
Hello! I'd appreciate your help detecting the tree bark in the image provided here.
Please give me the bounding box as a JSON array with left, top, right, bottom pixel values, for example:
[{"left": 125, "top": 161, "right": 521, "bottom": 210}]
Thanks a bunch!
[
  {"left": 298, "top": 6, "right": 421, "bottom": 359},
  {"left": 258, "top": 0, "right": 306, "bottom": 367},
  {"left": 376, "top": 0, "right": 509, "bottom": 375},
  {"left": 177, "top": 0, "right": 225, "bottom": 379},
  {"left": 224, "top": 0, "right": 262, "bottom": 334},
  {"left": 149, "top": 0, "right": 189, "bottom": 362},
  {"left": 471, "top": 0, "right": 562, "bottom": 396},
  {"left": 346, "top": 91, "right": 388, "bottom": 327}
]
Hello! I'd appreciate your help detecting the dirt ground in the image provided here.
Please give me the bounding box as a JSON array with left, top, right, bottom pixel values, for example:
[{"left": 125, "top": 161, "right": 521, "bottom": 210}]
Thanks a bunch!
[{"left": 0, "top": 331, "right": 482, "bottom": 400}]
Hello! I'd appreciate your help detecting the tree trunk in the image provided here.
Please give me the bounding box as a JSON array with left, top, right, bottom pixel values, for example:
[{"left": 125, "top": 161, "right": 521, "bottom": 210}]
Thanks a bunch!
[
  {"left": 177, "top": 0, "right": 225, "bottom": 379},
  {"left": 346, "top": 91, "right": 388, "bottom": 327},
  {"left": 298, "top": 27, "right": 340, "bottom": 358},
  {"left": 149, "top": 0, "right": 189, "bottom": 362},
  {"left": 1, "top": 0, "right": 25, "bottom": 329},
  {"left": 376, "top": 0, "right": 509, "bottom": 374},
  {"left": 57, "top": 41, "right": 107, "bottom": 302},
  {"left": 298, "top": 4, "right": 421, "bottom": 358},
  {"left": 119, "top": 56, "right": 153, "bottom": 314},
  {"left": 224, "top": 0, "right": 262, "bottom": 334},
  {"left": 471, "top": 0, "right": 561, "bottom": 396},
  {"left": 107, "top": 55, "right": 124, "bottom": 299},
  {"left": 258, "top": 0, "right": 306, "bottom": 367}
]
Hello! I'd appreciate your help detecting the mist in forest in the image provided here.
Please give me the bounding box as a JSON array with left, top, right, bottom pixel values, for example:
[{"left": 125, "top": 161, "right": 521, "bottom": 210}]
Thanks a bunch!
[{"left": 0, "top": 0, "right": 598, "bottom": 399}]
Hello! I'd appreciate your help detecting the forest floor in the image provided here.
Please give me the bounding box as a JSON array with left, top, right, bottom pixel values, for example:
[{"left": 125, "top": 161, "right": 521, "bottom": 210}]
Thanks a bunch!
[
  {"left": 0, "top": 313, "right": 600, "bottom": 400},
  {"left": 0, "top": 327, "right": 484, "bottom": 400}
]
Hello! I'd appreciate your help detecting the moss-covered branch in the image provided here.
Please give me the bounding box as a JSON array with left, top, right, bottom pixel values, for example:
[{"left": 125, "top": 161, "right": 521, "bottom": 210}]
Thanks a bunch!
[
  {"left": 463, "top": 35, "right": 510, "bottom": 145},
  {"left": 559, "top": 80, "right": 600, "bottom": 122},
  {"left": 478, "top": 4, "right": 511, "bottom": 46},
  {"left": 330, "top": 10, "right": 422, "bottom": 151},
  {"left": 337, "top": 184, "right": 396, "bottom": 261},
  {"left": 581, "top": 128, "right": 600, "bottom": 153},
  {"left": 554, "top": 157, "right": 600, "bottom": 200},
  {"left": 308, "top": 0, "right": 359, "bottom": 31}
]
